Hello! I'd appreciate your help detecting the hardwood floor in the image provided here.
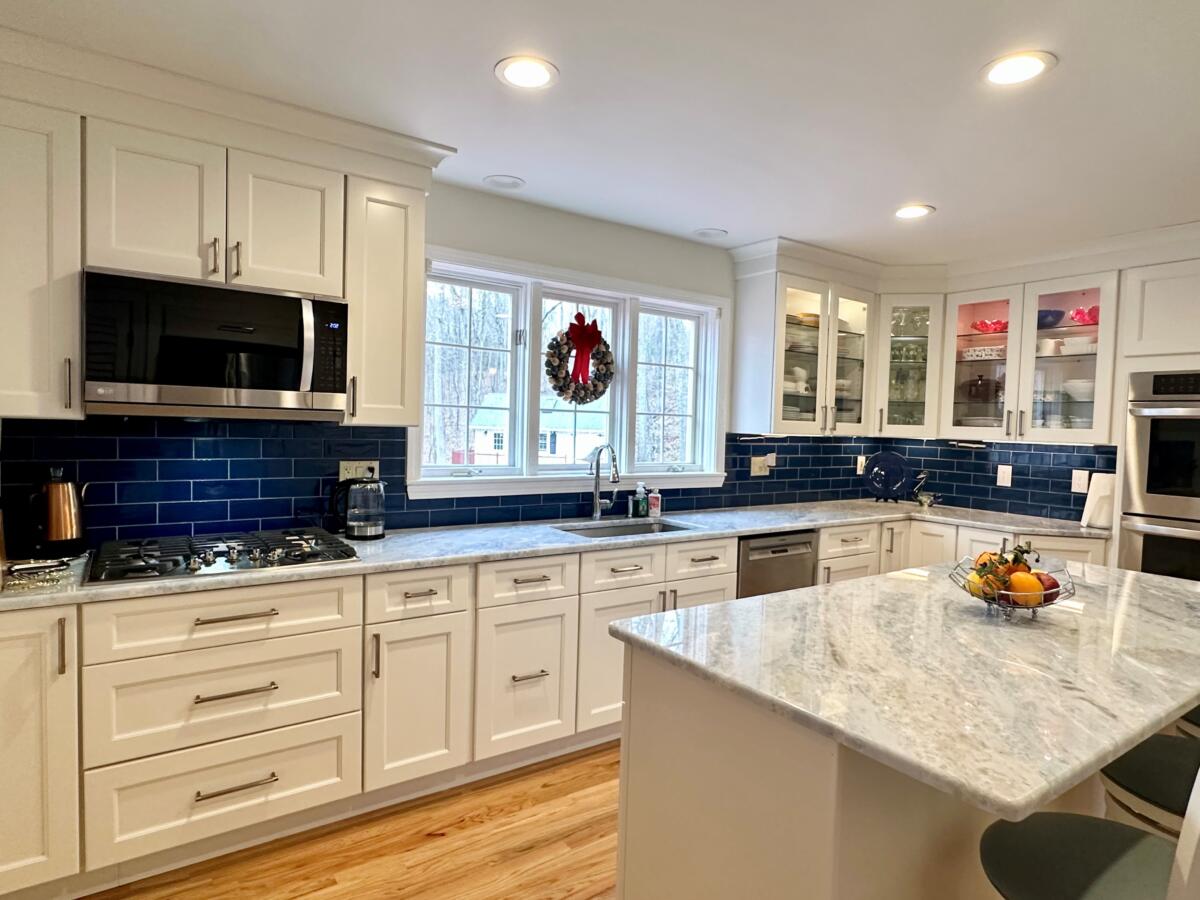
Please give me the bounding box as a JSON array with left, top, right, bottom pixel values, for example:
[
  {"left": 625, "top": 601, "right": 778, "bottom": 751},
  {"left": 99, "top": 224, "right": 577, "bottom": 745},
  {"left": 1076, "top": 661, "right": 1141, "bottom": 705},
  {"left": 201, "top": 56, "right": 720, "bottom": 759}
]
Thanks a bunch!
[{"left": 89, "top": 743, "right": 620, "bottom": 900}]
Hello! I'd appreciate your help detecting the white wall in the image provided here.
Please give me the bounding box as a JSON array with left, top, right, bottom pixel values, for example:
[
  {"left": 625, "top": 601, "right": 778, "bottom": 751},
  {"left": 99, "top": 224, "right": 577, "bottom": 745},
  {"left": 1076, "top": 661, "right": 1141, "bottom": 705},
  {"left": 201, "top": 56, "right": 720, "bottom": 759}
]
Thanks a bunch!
[{"left": 426, "top": 183, "right": 734, "bottom": 300}]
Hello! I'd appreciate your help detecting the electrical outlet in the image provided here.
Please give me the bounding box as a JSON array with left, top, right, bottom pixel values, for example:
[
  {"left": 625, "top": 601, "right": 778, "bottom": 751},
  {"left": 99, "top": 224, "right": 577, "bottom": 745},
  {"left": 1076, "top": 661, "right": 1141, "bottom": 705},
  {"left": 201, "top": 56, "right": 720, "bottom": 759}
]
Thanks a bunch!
[
  {"left": 1072, "top": 469, "right": 1090, "bottom": 493},
  {"left": 765, "top": 452, "right": 778, "bottom": 466},
  {"left": 996, "top": 464, "right": 1012, "bottom": 487},
  {"left": 856, "top": 455, "right": 866, "bottom": 475},
  {"left": 750, "top": 456, "right": 771, "bottom": 477},
  {"left": 339, "top": 460, "right": 380, "bottom": 481}
]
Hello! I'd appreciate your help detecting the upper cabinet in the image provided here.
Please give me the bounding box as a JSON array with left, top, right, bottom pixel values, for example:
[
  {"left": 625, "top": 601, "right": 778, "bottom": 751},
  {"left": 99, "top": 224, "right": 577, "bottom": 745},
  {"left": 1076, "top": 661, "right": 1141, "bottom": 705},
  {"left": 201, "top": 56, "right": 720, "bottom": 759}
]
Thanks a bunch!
[
  {"left": 0, "top": 97, "right": 82, "bottom": 420},
  {"left": 829, "top": 285, "right": 874, "bottom": 435},
  {"left": 872, "top": 294, "right": 944, "bottom": 437},
  {"left": 940, "top": 274, "right": 1117, "bottom": 443},
  {"left": 85, "top": 120, "right": 345, "bottom": 297},
  {"left": 1119, "top": 259, "right": 1200, "bottom": 357}
]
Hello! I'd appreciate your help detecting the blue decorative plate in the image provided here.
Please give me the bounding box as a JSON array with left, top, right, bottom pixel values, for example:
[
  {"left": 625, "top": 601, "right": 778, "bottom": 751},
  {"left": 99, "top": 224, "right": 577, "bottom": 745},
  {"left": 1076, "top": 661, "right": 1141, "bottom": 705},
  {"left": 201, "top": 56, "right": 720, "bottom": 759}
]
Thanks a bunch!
[{"left": 863, "top": 451, "right": 911, "bottom": 501}]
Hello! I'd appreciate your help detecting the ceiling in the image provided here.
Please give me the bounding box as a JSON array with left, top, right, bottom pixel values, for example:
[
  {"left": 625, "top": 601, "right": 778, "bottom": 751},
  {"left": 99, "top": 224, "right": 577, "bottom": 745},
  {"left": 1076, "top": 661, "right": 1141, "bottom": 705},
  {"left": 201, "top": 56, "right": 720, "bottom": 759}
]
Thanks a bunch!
[{"left": 2, "top": 0, "right": 1199, "bottom": 265}]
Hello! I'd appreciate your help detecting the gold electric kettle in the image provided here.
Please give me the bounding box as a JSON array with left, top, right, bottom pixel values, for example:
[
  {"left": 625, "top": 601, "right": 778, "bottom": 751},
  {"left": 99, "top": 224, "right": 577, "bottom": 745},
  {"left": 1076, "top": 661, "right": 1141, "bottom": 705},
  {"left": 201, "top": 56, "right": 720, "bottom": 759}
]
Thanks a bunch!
[{"left": 33, "top": 467, "right": 89, "bottom": 547}]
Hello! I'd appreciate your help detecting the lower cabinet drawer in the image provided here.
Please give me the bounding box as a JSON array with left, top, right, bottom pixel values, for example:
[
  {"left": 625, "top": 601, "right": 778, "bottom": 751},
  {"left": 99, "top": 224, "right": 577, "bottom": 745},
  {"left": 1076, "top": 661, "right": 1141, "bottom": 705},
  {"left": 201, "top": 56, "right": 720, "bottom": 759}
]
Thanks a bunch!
[
  {"left": 817, "top": 523, "right": 880, "bottom": 559},
  {"left": 84, "top": 713, "right": 362, "bottom": 869},
  {"left": 477, "top": 554, "right": 579, "bottom": 608},
  {"left": 82, "top": 627, "right": 362, "bottom": 767},
  {"left": 366, "top": 565, "right": 472, "bottom": 623},
  {"left": 664, "top": 537, "right": 737, "bottom": 581}
]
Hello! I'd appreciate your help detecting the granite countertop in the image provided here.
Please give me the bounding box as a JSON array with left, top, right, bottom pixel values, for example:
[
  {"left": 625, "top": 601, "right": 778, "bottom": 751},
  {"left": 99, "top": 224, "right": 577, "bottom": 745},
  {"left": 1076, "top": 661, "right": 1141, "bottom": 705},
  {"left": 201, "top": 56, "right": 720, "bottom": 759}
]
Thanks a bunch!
[
  {"left": 610, "top": 562, "right": 1200, "bottom": 820},
  {"left": 0, "top": 499, "right": 1109, "bottom": 612}
]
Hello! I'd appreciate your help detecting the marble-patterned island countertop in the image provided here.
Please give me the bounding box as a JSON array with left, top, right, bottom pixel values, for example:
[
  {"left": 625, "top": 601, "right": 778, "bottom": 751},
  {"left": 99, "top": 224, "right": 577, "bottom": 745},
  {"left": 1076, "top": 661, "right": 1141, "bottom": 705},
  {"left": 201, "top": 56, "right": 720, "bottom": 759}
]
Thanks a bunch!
[
  {"left": 0, "top": 499, "right": 1108, "bottom": 612},
  {"left": 610, "top": 562, "right": 1200, "bottom": 820}
]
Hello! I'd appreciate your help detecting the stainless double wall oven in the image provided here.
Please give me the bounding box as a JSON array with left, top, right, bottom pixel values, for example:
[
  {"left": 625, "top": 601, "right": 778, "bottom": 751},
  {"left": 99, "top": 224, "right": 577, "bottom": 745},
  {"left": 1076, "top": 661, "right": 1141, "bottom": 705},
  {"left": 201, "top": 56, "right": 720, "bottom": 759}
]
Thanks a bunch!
[{"left": 1120, "top": 372, "right": 1200, "bottom": 581}]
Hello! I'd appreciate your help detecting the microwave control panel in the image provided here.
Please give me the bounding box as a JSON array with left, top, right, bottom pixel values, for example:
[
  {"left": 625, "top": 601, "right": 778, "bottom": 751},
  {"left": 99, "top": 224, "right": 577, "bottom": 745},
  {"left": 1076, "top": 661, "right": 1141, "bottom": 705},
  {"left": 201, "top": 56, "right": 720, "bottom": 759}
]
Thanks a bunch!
[
  {"left": 311, "top": 301, "right": 349, "bottom": 393},
  {"left": 1152, "top": 372, "right": 1200, "bottom": 396}
]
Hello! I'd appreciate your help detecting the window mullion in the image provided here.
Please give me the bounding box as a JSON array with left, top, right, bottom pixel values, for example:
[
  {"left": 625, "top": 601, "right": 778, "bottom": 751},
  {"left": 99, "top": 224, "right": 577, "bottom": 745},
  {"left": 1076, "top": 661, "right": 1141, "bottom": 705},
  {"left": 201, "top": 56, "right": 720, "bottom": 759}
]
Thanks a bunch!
[{"left": 525, "top": 282, "right": 543, "bottom": 475}]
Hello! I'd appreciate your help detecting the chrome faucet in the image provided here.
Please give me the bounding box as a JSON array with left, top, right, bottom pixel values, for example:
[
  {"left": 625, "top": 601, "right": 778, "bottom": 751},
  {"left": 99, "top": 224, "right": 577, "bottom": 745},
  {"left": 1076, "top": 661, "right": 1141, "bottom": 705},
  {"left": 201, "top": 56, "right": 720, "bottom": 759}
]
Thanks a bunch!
[{"left": 589, "top": 444, "right": 621, "bottom": 519}]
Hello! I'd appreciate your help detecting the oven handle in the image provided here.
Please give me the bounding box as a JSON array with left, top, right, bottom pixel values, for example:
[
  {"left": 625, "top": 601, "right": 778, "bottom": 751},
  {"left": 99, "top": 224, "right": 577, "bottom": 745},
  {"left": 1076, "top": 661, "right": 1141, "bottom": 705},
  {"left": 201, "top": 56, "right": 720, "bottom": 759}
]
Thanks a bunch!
[
  {"left": 1129, "top": 404, "right": 1200, "bottom": 418},
  {"left": 299, "top": 298, "right": 315, "bottom": 392},
  {"left": 1120, "top": 515, "right": 1200, "bottom": 540}
]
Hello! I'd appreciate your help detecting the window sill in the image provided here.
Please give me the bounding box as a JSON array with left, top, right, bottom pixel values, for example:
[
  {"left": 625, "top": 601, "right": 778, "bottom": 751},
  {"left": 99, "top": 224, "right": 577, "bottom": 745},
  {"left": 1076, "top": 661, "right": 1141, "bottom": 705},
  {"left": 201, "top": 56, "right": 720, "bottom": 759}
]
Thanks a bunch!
[{"left": 406, "top": 471, "right": 727, "bottom": 500}]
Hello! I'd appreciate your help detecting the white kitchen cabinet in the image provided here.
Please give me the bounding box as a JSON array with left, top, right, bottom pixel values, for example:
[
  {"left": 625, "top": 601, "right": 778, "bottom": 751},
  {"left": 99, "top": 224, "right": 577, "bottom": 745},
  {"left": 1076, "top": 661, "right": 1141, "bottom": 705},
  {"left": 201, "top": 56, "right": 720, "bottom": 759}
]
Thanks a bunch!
[
  {"left": 579, "top": 543, "right": 667, "bottom": 593},
  {"left": 664, "top": 537, "right": 737, "bottom": 581},
  {"left": 0, "top": 97, "right": 82, "bottom": 420},
  {"left": 227, "top": 150, "right": 345, "bottom": 296},
  {"left": 0, "top": 607, "right": 79, "bottom": 893},
  {"left": 344, "top": 177, "right": 426, "bottom": 425},
  {"left": 666, "top": 572, "right": 739, "bottom": 610},
  {"left": 955, "top": 526, "right": 1016, "bottom": 562},
  {"left": 577, "top": 585, "right": 663, "bottom": 732},
  {"left": 817, "top": 523, "right": 880, "bottom": 559},
  {"left": 365, "top": 565, "right": 471, "bottom": 623},
  {"left": 474, "top": 595, "right": 579, "bottom": 760},
  {"left": 873, "top": 294, "right": 944, "bottom": 437},
  {"left": 907, "top": 521, "right": 958, "bottom": 567},
  {"left": 817, "top": 553, "right": 879, "bottom": 584},
  {"left": 85, "top": 119, "right": 226, "bottom": 281},
  {"left": 1016, "top": 534, "right": 1107, "bottom": 565},
  {"left": 879, "top": 520, "right": 911, "bottom": 572},
  {"left": 1119, "top": 259, "right": 1200, "bottom": 358},
  {"left": 940, "top": 285, "right": 1024, "bottom": 441},
  {"left": 364, "top": 611, "right": 472, "bottom": 790},
  {"left": 476, "top": 554, "right": 579, "bottom": 608}
]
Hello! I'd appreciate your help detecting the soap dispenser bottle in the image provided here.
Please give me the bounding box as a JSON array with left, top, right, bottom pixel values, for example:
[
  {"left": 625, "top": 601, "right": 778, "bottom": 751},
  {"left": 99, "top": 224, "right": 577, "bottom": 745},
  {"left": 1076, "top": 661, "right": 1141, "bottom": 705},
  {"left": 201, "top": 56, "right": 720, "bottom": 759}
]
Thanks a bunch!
[{"left": 634, "top": 482, "right": 648, "bottom": 517}]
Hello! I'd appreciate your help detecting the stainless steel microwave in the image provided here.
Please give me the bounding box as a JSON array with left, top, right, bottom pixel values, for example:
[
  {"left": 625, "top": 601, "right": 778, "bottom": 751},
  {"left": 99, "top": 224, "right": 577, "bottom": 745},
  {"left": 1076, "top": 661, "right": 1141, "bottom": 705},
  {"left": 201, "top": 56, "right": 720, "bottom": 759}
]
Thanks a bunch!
[{"left": 84, "top": 270, "right": 348, "bottom": 419}]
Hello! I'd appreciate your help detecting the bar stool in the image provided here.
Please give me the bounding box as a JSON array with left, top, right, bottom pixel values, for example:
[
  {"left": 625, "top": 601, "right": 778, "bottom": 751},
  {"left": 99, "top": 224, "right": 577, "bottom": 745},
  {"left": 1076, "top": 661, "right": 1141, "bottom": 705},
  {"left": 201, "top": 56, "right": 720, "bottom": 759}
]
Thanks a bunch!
[
  {"left": 1101, "top": 734, "right": 1200, "bottom": 838},
  {"left": 1179, "top": 705, "right": 1200, "bottom": 740},
  {"left": 979, "top": 760, "right": 1200, "bottom": 900}
]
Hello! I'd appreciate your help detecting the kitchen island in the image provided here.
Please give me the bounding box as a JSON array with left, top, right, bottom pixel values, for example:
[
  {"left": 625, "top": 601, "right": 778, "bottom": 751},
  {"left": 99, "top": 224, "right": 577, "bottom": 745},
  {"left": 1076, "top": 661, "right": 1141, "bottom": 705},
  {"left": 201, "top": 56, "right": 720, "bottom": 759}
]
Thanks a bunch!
[{"left": 610, "top": 563, "right": 1200, "bottom": 900}]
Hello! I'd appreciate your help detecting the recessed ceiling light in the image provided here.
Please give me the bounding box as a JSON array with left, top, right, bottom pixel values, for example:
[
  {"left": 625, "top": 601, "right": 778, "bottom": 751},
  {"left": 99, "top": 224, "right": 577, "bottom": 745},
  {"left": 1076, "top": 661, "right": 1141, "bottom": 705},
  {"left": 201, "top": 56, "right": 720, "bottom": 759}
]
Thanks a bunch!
[
  {"left": 983, "top": 51, "right": 1058, "bottom": 85},
  {"left": 895, "top": 204, "right": 935, "bottom": 220},
  {"left": 693, "top": 227, "right": 729, "bottom": 240},
  {"left": 482, "top": 174, "right": 526, "bottom": 191},
  {"left": 494, "top": 56, "right": 559, "bottom": 89}
]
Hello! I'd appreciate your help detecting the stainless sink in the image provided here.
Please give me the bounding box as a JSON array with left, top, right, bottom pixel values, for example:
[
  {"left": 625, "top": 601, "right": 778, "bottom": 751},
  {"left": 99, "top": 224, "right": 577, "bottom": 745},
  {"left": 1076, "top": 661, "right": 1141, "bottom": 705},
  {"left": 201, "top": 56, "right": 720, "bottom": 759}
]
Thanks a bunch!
[{"left": 554, "top": 520, "right": 694, "bottom": 539}]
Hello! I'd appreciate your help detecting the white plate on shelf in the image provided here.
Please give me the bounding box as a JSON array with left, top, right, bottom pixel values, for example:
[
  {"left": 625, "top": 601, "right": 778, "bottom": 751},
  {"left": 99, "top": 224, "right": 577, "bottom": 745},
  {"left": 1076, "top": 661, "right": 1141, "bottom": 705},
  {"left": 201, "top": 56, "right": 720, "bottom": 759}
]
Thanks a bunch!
[{"left": 959, "top": 417, "right": 1003, "bottom": 427}]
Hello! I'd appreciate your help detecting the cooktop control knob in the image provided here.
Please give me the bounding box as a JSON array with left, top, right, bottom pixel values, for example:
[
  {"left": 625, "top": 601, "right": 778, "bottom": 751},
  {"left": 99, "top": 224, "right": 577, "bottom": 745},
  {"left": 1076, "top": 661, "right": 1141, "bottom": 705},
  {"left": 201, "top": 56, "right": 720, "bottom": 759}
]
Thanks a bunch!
[
  {"left": 227, "top": 547, "right": 240, "bottom": 563},
  {"left": 248, "top": 548, "right": 262, "bottom": 562},
  {"left": 201, "top": 550, "right": 216, "bottom": 566},
  {"left": 266, "top": 548, "right": 284, "bottom": 563},
  {"left": 186, "top": 556, "right": 203, "bottom": 572}
]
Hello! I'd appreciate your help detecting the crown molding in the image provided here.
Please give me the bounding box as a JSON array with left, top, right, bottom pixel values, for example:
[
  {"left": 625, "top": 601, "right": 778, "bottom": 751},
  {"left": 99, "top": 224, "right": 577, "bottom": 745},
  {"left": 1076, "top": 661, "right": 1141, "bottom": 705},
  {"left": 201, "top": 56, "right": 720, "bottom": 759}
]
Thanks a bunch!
[{"left": 731, "top": 237, "right": 881, "bottom": 292}]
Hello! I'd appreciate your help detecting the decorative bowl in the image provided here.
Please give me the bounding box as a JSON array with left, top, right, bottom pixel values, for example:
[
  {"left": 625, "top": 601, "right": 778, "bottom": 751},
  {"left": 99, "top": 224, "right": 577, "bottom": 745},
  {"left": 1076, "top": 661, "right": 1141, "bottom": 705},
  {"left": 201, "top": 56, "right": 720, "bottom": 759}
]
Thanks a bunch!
[
  {"left": 1069, "top": 305, "right": 1100, "bottom": 325},
  {"left": 970, "top": 319, "right": 1008, "bottom": 334},
  {"left": 948, "top": 548, "right": 1075, "bottom": 620},
  {"left": 1037, "top": 309, "right": 1066, "bottom": 329}
]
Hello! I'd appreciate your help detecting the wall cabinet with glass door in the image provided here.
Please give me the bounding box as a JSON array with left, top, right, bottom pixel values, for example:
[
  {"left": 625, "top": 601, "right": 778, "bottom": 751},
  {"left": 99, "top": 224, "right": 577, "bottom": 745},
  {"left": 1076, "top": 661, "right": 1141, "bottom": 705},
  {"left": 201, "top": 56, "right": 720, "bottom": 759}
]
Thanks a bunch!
[
  {"left": 940, "top": 285, "right": 1024, "bottom": 441},
  {"left": 872, "top": 294, "right": 944, "bottom": 437}
]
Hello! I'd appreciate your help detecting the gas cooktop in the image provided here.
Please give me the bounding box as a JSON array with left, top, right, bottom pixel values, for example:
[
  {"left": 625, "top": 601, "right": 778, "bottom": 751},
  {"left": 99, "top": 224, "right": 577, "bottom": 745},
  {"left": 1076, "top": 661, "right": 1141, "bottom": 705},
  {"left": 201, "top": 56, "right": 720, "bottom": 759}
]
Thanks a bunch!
[{"left": 89, "top": 528, "right": 358, "bottom": 582}]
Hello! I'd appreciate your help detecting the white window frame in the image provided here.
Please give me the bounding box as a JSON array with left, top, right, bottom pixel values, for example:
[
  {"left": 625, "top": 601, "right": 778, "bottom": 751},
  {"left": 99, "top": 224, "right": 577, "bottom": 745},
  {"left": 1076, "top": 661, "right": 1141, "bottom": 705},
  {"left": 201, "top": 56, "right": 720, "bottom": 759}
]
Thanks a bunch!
[{"left": 408, "top": 249, "right": 730, "bottom": 500}]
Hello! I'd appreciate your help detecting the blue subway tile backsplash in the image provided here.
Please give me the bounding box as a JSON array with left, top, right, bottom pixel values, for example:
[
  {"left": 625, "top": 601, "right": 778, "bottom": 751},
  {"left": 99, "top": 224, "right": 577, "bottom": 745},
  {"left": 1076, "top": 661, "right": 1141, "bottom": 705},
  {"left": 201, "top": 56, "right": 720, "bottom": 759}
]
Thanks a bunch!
[{"left": 0, "top": 416, "right": 1117, "bottom": 556}]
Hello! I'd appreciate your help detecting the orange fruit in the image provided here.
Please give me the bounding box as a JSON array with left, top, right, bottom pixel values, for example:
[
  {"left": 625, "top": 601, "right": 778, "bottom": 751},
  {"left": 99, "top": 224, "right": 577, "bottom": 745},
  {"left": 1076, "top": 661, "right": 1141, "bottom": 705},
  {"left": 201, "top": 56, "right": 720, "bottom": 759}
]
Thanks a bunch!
[
  {"left": 974, "top": 551, "right": 1001, "bottom": 569},
  {"left": 1007, "top": 571, "right": 1044, "bottom": 606}
]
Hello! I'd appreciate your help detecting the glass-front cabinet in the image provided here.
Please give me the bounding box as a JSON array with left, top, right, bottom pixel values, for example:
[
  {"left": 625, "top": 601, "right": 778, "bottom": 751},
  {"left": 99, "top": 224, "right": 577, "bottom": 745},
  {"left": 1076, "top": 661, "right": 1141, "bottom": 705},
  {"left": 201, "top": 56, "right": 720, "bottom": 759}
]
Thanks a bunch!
[
  {"left": 778, "top": 277, "right": 827, "bottom": 431},
  {"left": 873, "top": 294, "right": 944, "bottom": 437},
  {"left": 830, "top": 286, "right": 873, "bottom": 433},
  {"left": 940, "top": 285, "right": 1024, "bottom": 441}
]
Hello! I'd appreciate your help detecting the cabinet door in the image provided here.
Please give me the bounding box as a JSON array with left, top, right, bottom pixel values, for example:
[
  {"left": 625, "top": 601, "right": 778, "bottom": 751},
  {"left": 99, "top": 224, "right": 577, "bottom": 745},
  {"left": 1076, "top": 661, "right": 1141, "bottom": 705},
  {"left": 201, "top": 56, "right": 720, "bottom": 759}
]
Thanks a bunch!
[
  {"left": 827, "top": 284, "right": 875, "bottom": 436},
  {"left": 577, "top": 585, "right": 663, "bottom": 732},
  {"left": 879, "top": 521, "right": 911, "bottom": 572},
  {"left": 227, "top": 150, "right": 344, "bottom": 296},
  {"left": 0, "top": 98, "right": 82, "bottom": 420},
  {"left": 1016, "top": 272, "right": 1117, "bottom": 444},
  {"left": 907, "top": 521, "right": 958, "bottom": 567},
  {"left": 474, "top": 595, "right": 578, "bottom": 760},
  {"left": 775, "top": 273, "right": 830, "bottom": 435},
  {"left": 1120, "top": 259, "right": 1200, "bottom": 357},
  {"left": 818, "top": 553, "right": 879, "bottom": 584},
  {"left": 344, "top": 177, "right": 426, "bottom": 425},
  {"left": 0, "top": 607, "right": 79, "bottom": 893},
  {"left": 955, "top": 526, "right": 1016, "bottom": 561},
  {"left": 941, "top": 285, "right": 1024, "bottom": 440},
  {"left": 85, "top": 119, "right": 225, "bottom": 280},
  {"left": 874, "top": 294, "right": 944, "bottom": 437},
  {"left": 364, "top": 612, "right": 472, "bottom": 790},
  {"left": 668, "top": 572, "right": 739, "bottom": 610}
]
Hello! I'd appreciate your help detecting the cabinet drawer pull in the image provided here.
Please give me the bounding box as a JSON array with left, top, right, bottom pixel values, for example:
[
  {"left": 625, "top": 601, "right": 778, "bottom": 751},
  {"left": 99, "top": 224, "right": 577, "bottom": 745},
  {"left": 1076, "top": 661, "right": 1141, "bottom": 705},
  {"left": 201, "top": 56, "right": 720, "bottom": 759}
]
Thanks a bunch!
[
  {"left": 193, "top": 608, "right": 279, "bottom": 626},
  {"left": 878, "top": 408, "right": 884, "bottom": 431},
  {"left": 887, "top": 527, "right": 895, "bottom": 553},
  {"left": 690, "top": 554, "right": 720, "bottom": 563},
  {"left": 403, "top": 588, "right": 438, "bottom": 599},
  {"left": 824, "top": 566, "right": 832, "bottom": 584},
  {"left": 511, "top": 669, "right": 550, "bottom": 683},
  {"left": 211, "top": 236, "right": 220, "bottom": 274},
  {"left": 1018, "top": 409, "right": 1027, "bottom": 437},
  {"left": 513, "top": 574, "right": 551, "bottom": 585},
  {"left": 1005, "top": 410, "right": 1014, "bottom": 436},
  {"left": 193, "top": 681, "right": 279, "bottom": 704},
  {"left": 64, "top": 358, "right": 73, "bottom": 410},
  {"left": 669, "top": 589, "right": 678, "bottom": 609},
  {"left": 57, "top": 617, "right": 67, "bottom": 676},
  {"left": 232, "top": 239, "right": 243, "bottom": 277},
  {"left": 840, "top": 537, "right": 864, "bottom": 544},
  {"left": 194, "top": 771, "right": 278, "bottom": 803},
  {"left": 349, "top": 375, "right": 358, "bottom": 417},
  {"left": 372, "top": 632, "right": 382, "bottom": 679},
  {"left": 610, "top": 565, "right": 643, "bottom": 574}
]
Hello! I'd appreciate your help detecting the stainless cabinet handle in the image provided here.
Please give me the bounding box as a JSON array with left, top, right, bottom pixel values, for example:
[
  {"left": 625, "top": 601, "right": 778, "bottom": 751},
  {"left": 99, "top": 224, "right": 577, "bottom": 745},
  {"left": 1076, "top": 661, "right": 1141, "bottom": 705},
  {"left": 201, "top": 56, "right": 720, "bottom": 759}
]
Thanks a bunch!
[
  {"left": 57, "top": 617, "right": 67, "bottom": 676},
  {"left": 195, "top": 772, "right": 278, "bottom": 803},
  {"left": 1001, "top": 537, "right": 1009, "bottom": 554},
  {"left": 514, "top": 574, "right": 551, "bottom": 585},
  {"left": 830, "top": 405, "right": 837, "bottom": 432},
  {"left": 878, "top": 408, "right": 884, "bottom": 431},
  {"left": 232, "top": 240, "right": 243, "bottom": 277},
  {"left": 194, "top": 681, "right": 279, "bottom": 704},
  {"left": 1004, "top": 410, "right": 1013, "bottom": 436},
  {"left": 403, "top": 588, "right": 438, "bottom": 599},
  {"left": 669, "top": 588, "right": 678, "bottom": 609},
  {"left": 824, "top": 566, "right": 832, "bottom": 584},
  {"left": 610, "top": 565, "right": 643, "bottom": 574},
  {"left": 211, "top": 236, "right": 220, "bottom": 274},
  {"left": 64, "top": 358, "right": 72, "bottom": 410},
  {"left": 840, "top": 537, "right": 864, "bottom": 543},
  {"left": 349, "top": 375, "right": 358, "bottom": 417},
  {"left": 887, "top": 527, "right": 895, "bottom": 553},
  {"left": 820, "top": 405, "right": 827, "bottom": 430},
  {"left": 372, "top": 633, "right": 381, "bottom": 679},
  {"left": 657, "top": 590, "right": 666, "bottom": 611},
  {"left": 691, "top": 555, "right": 720, "bottom": 563},
  {"left": 1018, "top": 410, "right": 1026, "bottom": 437},
  {"left": 194, "top": 608, "right": 279, "bottom": 626},
  {"left": 511, "top": 669, "right": 550, "bottom": 683}
]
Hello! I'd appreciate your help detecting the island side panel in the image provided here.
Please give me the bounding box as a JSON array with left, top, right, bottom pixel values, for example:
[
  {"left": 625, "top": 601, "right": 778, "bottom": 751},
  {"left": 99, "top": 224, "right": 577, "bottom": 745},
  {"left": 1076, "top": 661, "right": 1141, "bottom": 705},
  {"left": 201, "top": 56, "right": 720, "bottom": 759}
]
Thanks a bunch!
[{"left": 616, "top": 646, "right": 840, "bottom": 900}]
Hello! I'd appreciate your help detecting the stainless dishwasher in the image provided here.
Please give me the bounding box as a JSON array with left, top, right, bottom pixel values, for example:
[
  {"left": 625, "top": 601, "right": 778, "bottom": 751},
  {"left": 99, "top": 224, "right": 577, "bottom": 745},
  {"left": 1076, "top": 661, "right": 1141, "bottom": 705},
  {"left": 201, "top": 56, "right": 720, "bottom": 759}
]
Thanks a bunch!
[{"left": 736, "top": 531, "right": 817, "bottom": 597}]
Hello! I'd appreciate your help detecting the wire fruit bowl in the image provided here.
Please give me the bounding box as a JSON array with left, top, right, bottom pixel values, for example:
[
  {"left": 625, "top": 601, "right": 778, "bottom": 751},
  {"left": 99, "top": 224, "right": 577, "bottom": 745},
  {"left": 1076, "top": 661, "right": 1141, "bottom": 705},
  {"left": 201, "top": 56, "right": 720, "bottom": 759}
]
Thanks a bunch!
[{"left": 948, "top": 554, "right": 1075, "bottom": 620}]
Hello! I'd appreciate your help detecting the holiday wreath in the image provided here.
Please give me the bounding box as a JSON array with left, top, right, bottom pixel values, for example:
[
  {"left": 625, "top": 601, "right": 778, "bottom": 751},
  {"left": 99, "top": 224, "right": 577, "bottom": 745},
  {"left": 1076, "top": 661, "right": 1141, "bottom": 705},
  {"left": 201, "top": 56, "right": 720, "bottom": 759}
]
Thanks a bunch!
[{"left": 544, "top": 312, "right": 615, "bottom": 405}]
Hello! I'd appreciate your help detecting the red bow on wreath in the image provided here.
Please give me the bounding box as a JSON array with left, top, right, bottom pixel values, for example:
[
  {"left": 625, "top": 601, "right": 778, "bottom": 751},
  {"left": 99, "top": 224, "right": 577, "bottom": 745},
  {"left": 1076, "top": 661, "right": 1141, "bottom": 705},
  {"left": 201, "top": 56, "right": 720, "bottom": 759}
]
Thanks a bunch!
[{"left": 566, "top": 312, "right": 602, "bottom": 384}]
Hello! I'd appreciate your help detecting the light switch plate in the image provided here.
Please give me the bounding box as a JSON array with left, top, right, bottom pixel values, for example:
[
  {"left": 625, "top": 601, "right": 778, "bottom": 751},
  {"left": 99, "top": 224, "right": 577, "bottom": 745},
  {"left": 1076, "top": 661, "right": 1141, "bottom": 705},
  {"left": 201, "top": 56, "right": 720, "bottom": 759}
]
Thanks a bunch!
[
  {"left": 996, "top": 464, "right": 1012, "bottom": 487},
  {"left": 339, "top": 460, "right": 380, "bottom": 481},
  {"left": 1072, "top": 469, "right": 1090, "bottom": 493},
  {"left": 856, "top": 455, "right": 866, "bottom": 475},
  {"left": 750, "top": 456, "right": 770, "bottom": 477}
]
